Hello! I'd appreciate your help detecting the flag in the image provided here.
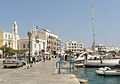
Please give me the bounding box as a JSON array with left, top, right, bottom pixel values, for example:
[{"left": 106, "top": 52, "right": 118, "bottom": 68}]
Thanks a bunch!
[
  {"left": 36, "top": 39, "right": 40, "bottom": 43},
  {"left": 33, "top": 24, "right": 39, "bottom": 31},
  {"left": 35, "top": 36, "right": 40, "bottom": 43}
]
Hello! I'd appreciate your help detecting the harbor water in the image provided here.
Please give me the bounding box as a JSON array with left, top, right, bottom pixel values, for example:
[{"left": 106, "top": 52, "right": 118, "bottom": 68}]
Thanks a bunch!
[{"left": 76, "top": 68, "right": 120, "bottom": 84}]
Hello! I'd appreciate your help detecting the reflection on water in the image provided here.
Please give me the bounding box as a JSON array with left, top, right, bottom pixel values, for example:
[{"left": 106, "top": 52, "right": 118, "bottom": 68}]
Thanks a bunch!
[{"left": 76, "top": 68, "right": 120, "bottom": 84}]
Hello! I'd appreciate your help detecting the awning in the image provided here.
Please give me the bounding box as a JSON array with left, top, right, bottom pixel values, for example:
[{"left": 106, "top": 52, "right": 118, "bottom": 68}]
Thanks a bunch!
[{"left": 44, "top": 52, "right": 50, "bottom": 55}]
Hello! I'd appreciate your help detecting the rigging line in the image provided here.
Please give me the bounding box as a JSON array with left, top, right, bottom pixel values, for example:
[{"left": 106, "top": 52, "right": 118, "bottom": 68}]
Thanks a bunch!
[{"left": 99, "top": 24, "right": 108, "bottom": 46}]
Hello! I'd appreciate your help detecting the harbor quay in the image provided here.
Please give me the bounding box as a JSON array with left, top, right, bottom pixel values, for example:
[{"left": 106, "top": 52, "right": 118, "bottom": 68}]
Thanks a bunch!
[{"left": 0, "top": 58, "right": 80, "bottom": 84}]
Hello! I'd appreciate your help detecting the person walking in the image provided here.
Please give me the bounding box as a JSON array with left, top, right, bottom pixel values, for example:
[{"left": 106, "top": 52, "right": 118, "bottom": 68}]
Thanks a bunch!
[
  {"left": 43, "top": 56, "right": 45, "bottom": 63},
  {"left": 65, "top": 55, "right": 68, "bottom": 61}
]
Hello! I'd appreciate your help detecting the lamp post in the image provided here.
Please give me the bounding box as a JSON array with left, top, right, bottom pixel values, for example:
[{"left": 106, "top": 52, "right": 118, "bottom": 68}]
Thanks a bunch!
[
  {"left": 27, "top": 31, "right": 32, "bottom": 68},
  {"left": 8, "top": 40, "right": 11, "bottom": 56},
  {"left": 3, "top": 44, "right": 7, "bottom": 58}
]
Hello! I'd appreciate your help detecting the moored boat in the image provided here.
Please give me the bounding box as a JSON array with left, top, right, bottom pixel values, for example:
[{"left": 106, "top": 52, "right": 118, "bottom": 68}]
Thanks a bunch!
[
  {"left": 84, "top": 59, "right": 120, "bottom": 67},
  {"left": 75, "top": 52, "right": 120, "bottom": 67},
  {"left": 95, "top": 67, "right": 120, "bottom": 76}
]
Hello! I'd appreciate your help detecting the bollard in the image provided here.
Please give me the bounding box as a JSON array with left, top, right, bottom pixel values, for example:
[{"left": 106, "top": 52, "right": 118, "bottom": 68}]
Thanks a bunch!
[
  {"left": 58, "top": 62, "right": 61, "bottom": 74},
  {"left": 56, "top": 61, "right": 61, "bottom": 74},
  {"left": 69, "top": 61, "right": 72, "bottom": 73},
  {"left": 69, "top": 60, "right": 75, "bottom": 73}
]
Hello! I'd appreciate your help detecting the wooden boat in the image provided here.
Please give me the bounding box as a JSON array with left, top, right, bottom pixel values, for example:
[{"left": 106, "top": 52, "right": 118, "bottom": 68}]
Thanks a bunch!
[{"left": 95, "top": 67, "right": 120, "bottom": 75}]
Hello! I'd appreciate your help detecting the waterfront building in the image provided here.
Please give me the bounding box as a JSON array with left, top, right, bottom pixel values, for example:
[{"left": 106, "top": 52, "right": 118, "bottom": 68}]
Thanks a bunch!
[
  {"left": 93, "top": 44, "right": 120, "bottom": 55},
  {"left": 64, "top": 41, "right": 84, "bottom": 54},
  {"left": 43, "top": 29, "right": 59, "bottom": 55},
  {"left": 18, "top": 26, "right": 46, "bottom": 56},
  {"left": 0, "top": 21, "right": 19, "bottom": 50},
  {"left": 95, "top": 44, "right": 107, "bottom": 52},
  {"left": 17, "top": 25, "right": 60, "bottom": 56}
]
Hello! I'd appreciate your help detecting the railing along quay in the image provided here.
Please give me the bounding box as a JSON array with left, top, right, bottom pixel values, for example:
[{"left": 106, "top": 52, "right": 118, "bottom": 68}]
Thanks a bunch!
[{"left": 56, "top": 58, "right": 75, "bottom": 74}]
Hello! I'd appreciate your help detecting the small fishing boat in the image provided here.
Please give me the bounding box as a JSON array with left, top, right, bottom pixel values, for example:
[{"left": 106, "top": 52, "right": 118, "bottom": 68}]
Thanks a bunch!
[{"left": 95, "top": 67, "right": 120, "bottom": 76}]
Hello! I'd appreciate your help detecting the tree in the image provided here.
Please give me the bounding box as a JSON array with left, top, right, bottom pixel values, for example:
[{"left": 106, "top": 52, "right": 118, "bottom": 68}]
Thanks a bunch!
[
  {"left": 65, "top": 50, "right": 73, "bottom": 55},
  {"left": 13, "top": 49, "right": 28, "bottom": 55},
  {"left": 41, "top": 49, "right": 45, "bottom": 53},
  {"left": 41, "top": 49, "right": 45, "bottom": 55},
  {"left": 0, "top": 46, "right": 15, "bottom": 56},
  {"left": 0, "top": 46, "right": 28, "bottom": 56}
]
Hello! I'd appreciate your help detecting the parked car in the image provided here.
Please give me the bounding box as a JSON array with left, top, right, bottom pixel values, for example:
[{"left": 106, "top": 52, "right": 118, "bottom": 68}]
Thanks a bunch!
[
  {"left": 26, "top": 56, "right": 33, "bottom": 63},
  {"left": 3, "top": 56, "right": 23, "bottom": 68},
  {"left": 18, "top": 56, "right": 28, "bottom": 65},
  {"left": 35, "top": 56, "right": 42, "bottom": 62}
]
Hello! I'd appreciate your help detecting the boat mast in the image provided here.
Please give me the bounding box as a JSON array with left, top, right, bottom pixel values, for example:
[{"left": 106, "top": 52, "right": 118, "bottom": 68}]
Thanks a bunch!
[{"left": 91, "top": 6, "right": 95, "bottom": 54}]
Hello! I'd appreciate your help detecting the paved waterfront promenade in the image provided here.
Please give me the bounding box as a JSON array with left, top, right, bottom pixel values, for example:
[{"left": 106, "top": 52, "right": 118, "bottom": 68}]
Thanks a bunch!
[{"left": 0, "top": 58, "right": 80, "bottom": 84}]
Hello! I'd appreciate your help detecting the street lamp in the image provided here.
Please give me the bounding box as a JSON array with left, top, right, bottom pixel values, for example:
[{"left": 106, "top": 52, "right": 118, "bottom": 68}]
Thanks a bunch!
[
  {"left": 3, "top": 43, "right": 7, "bottom": 58},
  {"left": 27, "top": 31, "right": 32, "bottom": 67}
]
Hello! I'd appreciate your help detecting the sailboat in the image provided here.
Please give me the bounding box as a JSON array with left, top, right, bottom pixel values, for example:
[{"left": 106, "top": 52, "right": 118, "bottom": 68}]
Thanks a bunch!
[{"left": 75, "top": 7, "right": 120, "bottom": 67}]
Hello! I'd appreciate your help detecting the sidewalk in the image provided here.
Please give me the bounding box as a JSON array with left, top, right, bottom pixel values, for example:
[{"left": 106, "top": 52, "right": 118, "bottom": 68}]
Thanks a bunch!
[
  {"left": 0, "top": 58, "right": 80, "bottom": 84},
  {"left": 28, "top": 58, "right": 80, "bottom": 84}
]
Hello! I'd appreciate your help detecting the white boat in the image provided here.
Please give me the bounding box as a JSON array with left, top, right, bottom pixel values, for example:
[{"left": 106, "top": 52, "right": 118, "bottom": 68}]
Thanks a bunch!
[
  {"left": 75, "top": 52, "right": 120, "bottom": 67},
  {"left": 75, "top": 7, "right": 120, "bottom": 67},
  {"left": 95, "top": 67, "right": 120, "bottom": 75},
  {"left": 85, "top": 59, "right": 120, "bottom": 67}
]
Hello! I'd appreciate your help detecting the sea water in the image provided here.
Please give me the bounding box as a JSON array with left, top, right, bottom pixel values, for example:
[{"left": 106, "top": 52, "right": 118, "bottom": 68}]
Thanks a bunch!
[{"left": 76, "top": 68, "right": 120, "bottom": 84}]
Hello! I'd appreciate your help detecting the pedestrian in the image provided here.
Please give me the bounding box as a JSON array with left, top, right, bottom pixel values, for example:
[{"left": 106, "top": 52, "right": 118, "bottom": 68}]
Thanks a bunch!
[
  {"left": 33, "top": 57, "right": 36, "bottom": 63},
  {"left": 65, "top": 55, "right": 68, "bottom": 61},
  {"left": 43, "top": 56, "right": 45, "bottom": 63},
  {"left": 59, "top": 55, "right": 63, "bottom": 63}
]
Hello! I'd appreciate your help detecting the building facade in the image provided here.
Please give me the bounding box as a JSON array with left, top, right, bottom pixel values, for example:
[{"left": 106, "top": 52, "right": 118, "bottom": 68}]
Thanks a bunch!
[
  {"left": 64, "top": 41, "right": 84, "bottom": 53},
  {"left": 0, "top": 21, "right": 19, "bottom": 50},
  {"left": 43, "top": 29, "right": 59, "bottom": 54},
  {"left": 18, "top": 27, "right": 46, "bottom": 56},
  {"left": 95, "top": 44, "right": 107, "bottom": 52}
]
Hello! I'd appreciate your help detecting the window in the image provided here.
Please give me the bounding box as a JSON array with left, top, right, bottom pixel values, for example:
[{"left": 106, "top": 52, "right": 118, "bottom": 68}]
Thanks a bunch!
[
  {"left": 34, "top": 44, "right": 36, "bottom": 48},
  {"left": 8, "top": 35, "right": 10, "bottom": 39},
  {"left": 11, "top": 43, "right": 13, "bottom": 47},
  {"left": 23, "top": 44, "right": 25, "bottom": 48},
  {"left": 27, "top": 44, "right": 29, "bottom": 48},
  {"left": 5, "top": 34, "right": 7, "bottom": 38},
  {"left": 5, "top": 42, "right": 7, "bottom": 45}
]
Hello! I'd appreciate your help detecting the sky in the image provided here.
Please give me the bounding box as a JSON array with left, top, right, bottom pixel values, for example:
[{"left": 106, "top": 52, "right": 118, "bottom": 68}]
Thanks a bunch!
[{"left": 0, "top": 0, "right": 120, "bottom": 47}]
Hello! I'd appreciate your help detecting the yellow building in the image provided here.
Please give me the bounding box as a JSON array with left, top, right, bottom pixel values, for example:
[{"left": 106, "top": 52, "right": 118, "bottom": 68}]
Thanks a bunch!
[
  {"left": 0, "top": 21, "right": 19, "bottom": 50},
  {"left": 0, "top": 30, "right": 15, "bottom": 49}
]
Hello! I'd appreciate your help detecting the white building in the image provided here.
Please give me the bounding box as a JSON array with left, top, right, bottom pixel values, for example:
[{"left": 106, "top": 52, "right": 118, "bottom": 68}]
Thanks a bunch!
[
  {"left": 18, "top": 25, "right": 60, "bottom": 56},
  {"left": 64, "top": 41, "right": 84, "bottom": 53},
  {"left": 43, "top": 29, "right": 59, "bottom": 54},
  {"left": 0, "top": 21, "right": 20, "bottom": 50},
  {"left": 95, "top": 44, "right": 107, "bottom": 52},
  {"left": 18, "top": 27, "right": 46, "bottom": 56}
]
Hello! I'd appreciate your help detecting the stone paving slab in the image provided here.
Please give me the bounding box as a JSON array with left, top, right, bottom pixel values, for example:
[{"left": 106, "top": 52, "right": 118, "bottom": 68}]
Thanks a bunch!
[{"left": 0, "top": 58, "right": 80, "bottom": 84}]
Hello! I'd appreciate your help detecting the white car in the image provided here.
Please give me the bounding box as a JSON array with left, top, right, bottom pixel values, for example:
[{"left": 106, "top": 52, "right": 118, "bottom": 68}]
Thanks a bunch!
[{"left": 3, "top": 56, "right": 23, "bottom": 68}]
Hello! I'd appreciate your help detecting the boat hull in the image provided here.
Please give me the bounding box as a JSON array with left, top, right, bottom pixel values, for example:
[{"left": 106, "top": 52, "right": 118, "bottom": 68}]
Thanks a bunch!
[
  {"left": 84, "top": 59, "right": 120, "bottom": 67},
  {"left": 96, "top": 69, "right": 120, "bottom": 76}
]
